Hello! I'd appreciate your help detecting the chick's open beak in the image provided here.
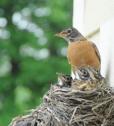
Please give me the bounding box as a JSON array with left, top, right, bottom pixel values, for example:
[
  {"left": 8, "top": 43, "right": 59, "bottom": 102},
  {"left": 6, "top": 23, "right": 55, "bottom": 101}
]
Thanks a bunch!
[{"left": 56, "top": 73, "right": 65, "bottom": 81}]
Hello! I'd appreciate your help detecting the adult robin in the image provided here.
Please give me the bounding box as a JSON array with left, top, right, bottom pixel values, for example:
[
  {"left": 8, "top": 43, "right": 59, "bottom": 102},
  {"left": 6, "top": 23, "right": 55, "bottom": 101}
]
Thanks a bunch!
[{"left": 55, "top": 27, "right": 101, "bottom": 79}]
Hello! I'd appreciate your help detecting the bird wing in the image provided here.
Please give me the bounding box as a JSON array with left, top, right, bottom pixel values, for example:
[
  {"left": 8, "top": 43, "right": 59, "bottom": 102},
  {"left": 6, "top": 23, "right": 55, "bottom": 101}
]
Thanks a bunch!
[{"left": 91, "top": 42, "right": 101, "bottom": 64}]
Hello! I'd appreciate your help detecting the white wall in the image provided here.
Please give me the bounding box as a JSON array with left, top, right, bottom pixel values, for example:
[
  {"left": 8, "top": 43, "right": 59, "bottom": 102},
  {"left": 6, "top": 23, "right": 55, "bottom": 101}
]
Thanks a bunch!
[
  {"left": 73, "top": 0, "right": 114, "bottom": 35},
  {"left": 100, "top": 18, "right": 114, "bottom": 86}
]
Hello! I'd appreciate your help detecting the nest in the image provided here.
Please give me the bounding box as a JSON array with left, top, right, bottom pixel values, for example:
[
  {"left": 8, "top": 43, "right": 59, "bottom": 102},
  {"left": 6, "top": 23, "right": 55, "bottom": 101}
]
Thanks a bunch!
[{"left": 9, "top": 75, "right": 114, "bottom": 126}]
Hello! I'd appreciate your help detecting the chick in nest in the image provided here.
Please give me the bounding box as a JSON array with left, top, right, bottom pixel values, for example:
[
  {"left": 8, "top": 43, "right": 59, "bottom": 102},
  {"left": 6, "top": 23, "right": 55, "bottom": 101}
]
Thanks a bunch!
[
  {"left": 71, "top": 66, "right": 105, "bottom": 91},
  {"left": 57, "top": 73, "right": 72, "bottom": 88}
]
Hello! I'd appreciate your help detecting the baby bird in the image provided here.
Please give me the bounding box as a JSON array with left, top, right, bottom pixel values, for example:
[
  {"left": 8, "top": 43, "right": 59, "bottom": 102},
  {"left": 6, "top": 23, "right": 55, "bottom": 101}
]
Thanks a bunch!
[
  {"left": 71, "top": 66, "right": 104, "bottom": 91},
  {"left": 76, "top": 66, "right": 103, "bottom": 81},
  {"left": 57, "top": 73, "right": 72, "bottom": 88}
]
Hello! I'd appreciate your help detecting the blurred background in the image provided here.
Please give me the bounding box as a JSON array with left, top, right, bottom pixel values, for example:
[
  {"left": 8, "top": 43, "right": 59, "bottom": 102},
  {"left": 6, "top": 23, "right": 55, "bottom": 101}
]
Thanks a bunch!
[{"left": 0, "top": 0, "right": 73, "bottom": 125}]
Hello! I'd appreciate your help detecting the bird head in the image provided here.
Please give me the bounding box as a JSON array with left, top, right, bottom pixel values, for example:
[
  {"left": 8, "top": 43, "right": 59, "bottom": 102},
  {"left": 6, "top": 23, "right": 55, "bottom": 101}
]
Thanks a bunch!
[
  {"left": 57, "top": 73, "right": 72, "bottom": 87},
  {"left": 55, "top": 27, "right": 86, "bottom": 42},
  {"left": 76, "top": 66, "right": 103, "bottom": 81}
]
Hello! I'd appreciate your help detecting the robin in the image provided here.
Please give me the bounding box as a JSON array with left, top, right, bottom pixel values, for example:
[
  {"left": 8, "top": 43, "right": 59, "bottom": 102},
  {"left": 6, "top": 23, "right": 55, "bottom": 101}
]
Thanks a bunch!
[
  {"left": 71, "top": 66, "right": 105, "bottom": 91},
  {"left": 76, "top": 66, "right": 103, "bottom": 81},
  {"left": 57, "top": 73, "right": 72, "bottom": 88},
  {"left": 55, "top": 27, "right": 101, "bottom": 79}
]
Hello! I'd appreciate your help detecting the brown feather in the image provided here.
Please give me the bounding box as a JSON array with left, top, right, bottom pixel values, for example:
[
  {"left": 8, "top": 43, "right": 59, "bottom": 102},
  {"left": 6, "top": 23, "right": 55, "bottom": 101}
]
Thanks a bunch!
[{"left": 67, "top": 40, "right": 101, "bottom": 71}]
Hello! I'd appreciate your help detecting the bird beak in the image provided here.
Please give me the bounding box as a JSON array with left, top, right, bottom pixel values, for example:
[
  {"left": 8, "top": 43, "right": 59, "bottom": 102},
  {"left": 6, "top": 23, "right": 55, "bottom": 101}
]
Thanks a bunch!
[
  {"left": 55, "top": 31, "right": 67, "bottom": 38},
  {"left": 56, "top": 72, "right": 63, "bottom": 77},
  {"left": 56, "top": 73, "right": 65, "bottom": 80}
]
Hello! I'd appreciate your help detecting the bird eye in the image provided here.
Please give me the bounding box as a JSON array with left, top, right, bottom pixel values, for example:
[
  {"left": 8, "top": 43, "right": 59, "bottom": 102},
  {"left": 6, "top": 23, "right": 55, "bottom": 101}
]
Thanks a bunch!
[
  {"left": 66, "top": 77, "right": 70, "bottom": 80},
  {"left": 80, "top": 69, "right": 90, "bottom": 80},
  {"left": 65, "top": 75, "right": 72, "bottom": 81},
  {"left": 66, "top": 76, "right": 70, "bottom": 80},
  {"left": 83, "top": 70, "right": 88, "bottom": 76},
  {"left": 67, "top": 29, "right": 71, "bottom": 33}
]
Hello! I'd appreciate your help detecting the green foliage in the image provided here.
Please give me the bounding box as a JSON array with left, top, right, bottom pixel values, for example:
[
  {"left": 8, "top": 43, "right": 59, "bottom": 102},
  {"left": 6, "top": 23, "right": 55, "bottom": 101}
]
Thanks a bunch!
[{"left": 0, "top": 0, "right": 72, "bottom": 125}]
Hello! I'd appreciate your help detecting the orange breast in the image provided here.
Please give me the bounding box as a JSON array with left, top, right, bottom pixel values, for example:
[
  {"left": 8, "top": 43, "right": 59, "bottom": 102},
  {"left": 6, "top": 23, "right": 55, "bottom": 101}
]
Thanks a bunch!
[{"left": 67, "top": 41, "right": 100, "bottom": 70}]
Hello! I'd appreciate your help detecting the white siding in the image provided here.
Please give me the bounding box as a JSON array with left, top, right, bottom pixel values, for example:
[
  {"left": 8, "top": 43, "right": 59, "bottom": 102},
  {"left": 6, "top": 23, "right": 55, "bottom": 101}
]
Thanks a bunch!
[{"left": 100, "top": 18, "right": 114, "bottom": 86}]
